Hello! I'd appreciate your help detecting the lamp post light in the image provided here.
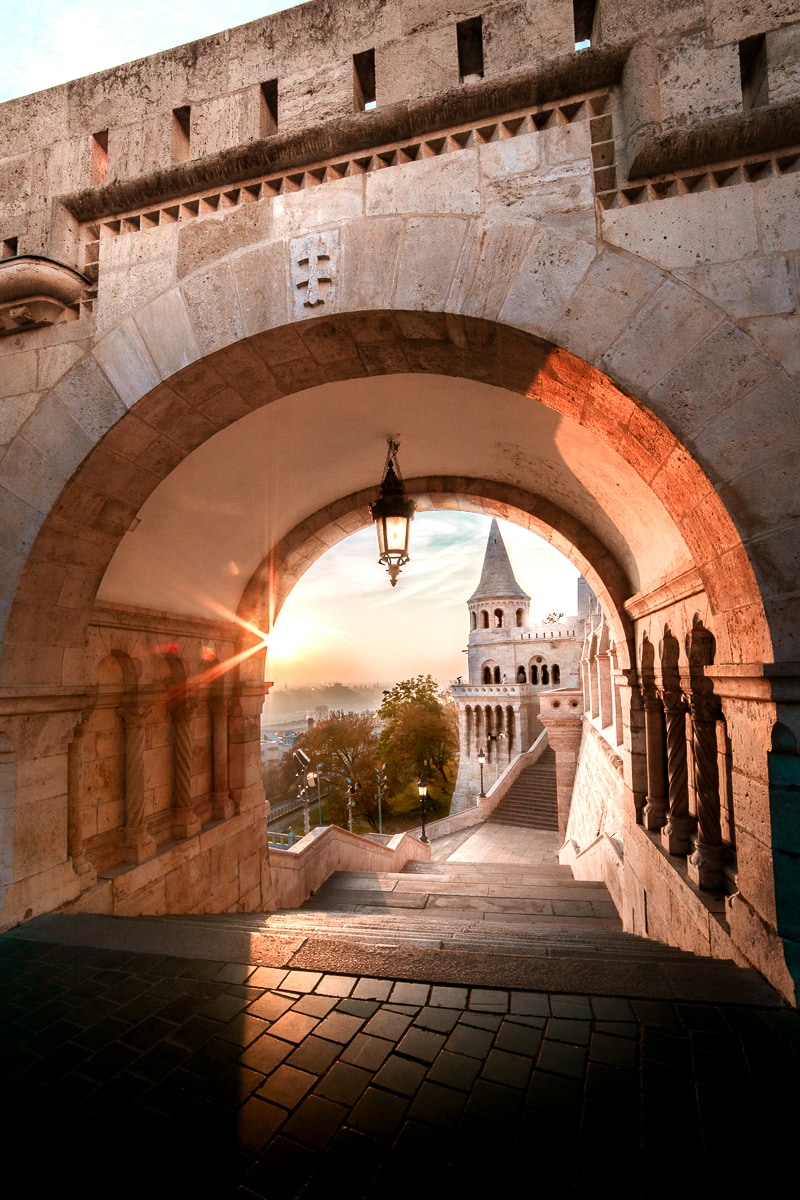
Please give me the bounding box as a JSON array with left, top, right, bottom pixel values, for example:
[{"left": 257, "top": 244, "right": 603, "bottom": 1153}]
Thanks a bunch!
[
  {"left": 346, "top": 781, "right": 357, "bottom": 834},
  {"left": 477, "top": 747, "right": 486, "bottom": 798},
  {"left": 375, "top": 763, "right": 388, "bottom": 836},
  {"left": 417, "top": 773, "right": 429, "bottom": 844},
  {"left": 307, "top": 767, "right": 323, "bottom": 826},
  {"left": 369, "top": 437, "right": 416, "bottom": 587},
  {"left": 293, "top": 748, "right": 311, "bottom": 836}
]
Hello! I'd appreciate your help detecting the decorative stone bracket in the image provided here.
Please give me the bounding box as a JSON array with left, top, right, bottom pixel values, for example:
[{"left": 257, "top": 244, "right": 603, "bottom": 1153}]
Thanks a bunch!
[{"left": 0, "top": 255, "right": 91, "bottom": 335}]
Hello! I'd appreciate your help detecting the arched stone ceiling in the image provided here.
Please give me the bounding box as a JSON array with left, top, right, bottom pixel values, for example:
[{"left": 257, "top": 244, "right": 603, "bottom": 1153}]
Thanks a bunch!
[{"left": 98, "top": 373, "right": 691, "bottom": 620}]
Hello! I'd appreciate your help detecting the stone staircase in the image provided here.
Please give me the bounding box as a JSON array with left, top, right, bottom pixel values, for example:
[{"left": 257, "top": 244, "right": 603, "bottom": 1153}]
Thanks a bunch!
[{"left": 488, "top": 747, "right": 558, "bottom": 830}]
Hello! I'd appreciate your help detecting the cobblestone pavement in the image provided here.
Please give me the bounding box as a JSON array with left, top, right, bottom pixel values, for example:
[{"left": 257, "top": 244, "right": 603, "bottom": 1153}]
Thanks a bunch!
[{"left": 2, "top": 933, "right": 798, "bottom": 1199}]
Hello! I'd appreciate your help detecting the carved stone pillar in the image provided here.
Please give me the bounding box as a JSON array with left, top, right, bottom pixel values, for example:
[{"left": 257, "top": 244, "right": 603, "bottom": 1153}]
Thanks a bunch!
[
  {"left": 537, "top": 692, "right": 584, "bottom": 839},
  {"left": 67, "top": 710, "right": 96, "bottom": 885},
  {"left": 642, "top": 688, "right": 668, "bottom": 831},
  {"left": 119, "top": 705, "right": 156, "bottom": 863},
  {"left": 688, "top": 691, "right": 725, "bottom": 890},
  {"left": 209, "top": 696, "right": 235, "bottom": 820},
  {"left": 171, "top": 701, "right": 201, "bottom": 839},
  {"left": 660, "top": 688, "right": 693, "bottom": 855}
]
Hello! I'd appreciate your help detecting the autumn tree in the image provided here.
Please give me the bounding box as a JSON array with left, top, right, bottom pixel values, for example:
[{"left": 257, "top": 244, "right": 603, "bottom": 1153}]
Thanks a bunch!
[
  {"left": 291, "top": 711, "right": 382, "bottom": 828},
  {"left": 378, "top": 675, "right": 459, "bottom": 786}
]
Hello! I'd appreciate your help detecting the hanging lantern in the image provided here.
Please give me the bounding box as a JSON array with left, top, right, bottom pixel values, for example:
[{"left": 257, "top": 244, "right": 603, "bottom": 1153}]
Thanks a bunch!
[{"left": 369, "top": 437, "right": 416, "bottom": 587}]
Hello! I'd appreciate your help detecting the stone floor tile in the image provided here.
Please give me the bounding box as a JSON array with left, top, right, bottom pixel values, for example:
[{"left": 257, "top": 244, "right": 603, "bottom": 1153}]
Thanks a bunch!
[
  {"left": 414, "top": 1005, "right": 460, "bottom": 1033},
  {"left": 163, "top": 1014, "right": 219, "bottom": 1052},
  {"left": 546, "top": 1017, "right": 592, "bottom": 1046},
  {"left": 256, "top": 1063, "right": 317, "bottom": 1109},
  {"left": 247, "top": 966, "right": 288, "bottom": 990},
  {"left": 468, "top": 988, "right": 509, "bottom": 1013},
  {"left": 595, "top": 1020, "right": 638, "bottom": 1040},
  {"left": 429, "top": 985, "right": 468, "bottom": 1009},
  {"left": 526, "top": 1068, "right": 583, "bottom": 1116},
  {"left": 372, "top": 1053, "right": 427, "bottom": 1097},
  {"left": 549, "top": 995, "right": 593, "bottom": 1019},
  {"left": 339, "top": 1033, "right": 393, "bottom": 1071},
  {"left": 280, "top": 971, "right": 322, "bottom": 994},
  {"left": 286, "top": 1035, "right": 341, "bottom": 1075},
  {"left": 246, "top": 993, "right": 295, "bottom": 1022},
  {"left": 291, "top": 993, "right": 339, "bottom": 1018},
  {"left": 236, "top": 1096, "right": 287, "bottom": 1154},
  {"left": 395, "top": 1026, "right": 446, "bottom": 1063},
  {"left": 315, "top": 1060, "right": 373, "bottom": 1105},
  {"left": 315, "top": 975, "right": 358, "bottom": 998},
  {"left": 537, "top": 1040, "right": 587, "bottom": 1079},
  {"left": 336, "top": 997, "right": 381, "bottom": 1019},
  {"left": 200, "top": 992, "right": 250, "bottom": 1023},
  {"left": 213, "top": 962, "right": 256, "bottom": 986},
  {"left": 388, "top": 981, "right": 430, "bottom": 1006},
  {"left": 283, "top": 1094, "right": 347, "bottom": 1149},
  {"left": 460, "top": 1011, "right": 502, "bottom": 1031},
  {"left": 349, "top": 1086, "right": 409, "bottom": 1139},
  {"left": 352, "top": 978, "right": 393, "bottom": 1002},
  {"left": 305, "top": 1128, "right": 384, "bottom": 1199},
  {"left": 444, "top": 1023, "right": 494, "bottom": 1059},
  {"left": 590, "top": 1031, "right": 638, "bottom": 1069},
  {"left": 313, "top": 1010, "right": 365, "bottom": 1045},
  {"left": 363, "top": 1009, "right": 413, "bottom": 1041},
  {"left": 266, "top": 1011, "right": 320, "bottom": 1045},
  {"left": 481, "top": 1047, "right": 533, "bottom": 1089},
  {"left": 510, "top": 991, "right": 550, "bottom": 1017},
  {"left": 495, "top": 1019, "right": 542, "bottom": 1057},
  {"left": 239, "top": 1033, "right": 294, "bottom": 1076},
  {"left": 463, "top": 1077, "right": 522, "bottom": 1124},
  {"left": 216, "top": 1013, "right": 269, "bottom": 1048},
  {"left": 590, "top": 996, "right": 635, "bottom": 1022},
  {"left": 244, "top": 1135, "right": 318, "bottom": 1200},
  {"left": 427, "top": 1049, "right": 482, "bottom": 1091},
  {"left": 408, "top": 1080, "right": 466, "bottom": 1128}
]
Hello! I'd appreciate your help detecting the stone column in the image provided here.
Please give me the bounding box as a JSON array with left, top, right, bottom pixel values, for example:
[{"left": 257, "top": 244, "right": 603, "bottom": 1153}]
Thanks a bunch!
[
  {"left": 642, "top": 687, "right": 668, "bottom": 831},
  {"left": 660, "top": 688, "right": 693, "bottom": 855},
  {"left": 171, "top": 701, "right": 201, "bottom": 839},
  {"left": 538, "top": 693, "right": 584, "bottom": 839},
  {"left": 209, "top": 696, "right": 235, "bottom": 820},
  {"left": 119, "top": 705, "right": 156, "bottom": 863},
  {"left": 67, "top": 710, "right": 96, "bottom": 885},
  {"left": 687, "top": 691, "right": 725, "bottom": 890}
]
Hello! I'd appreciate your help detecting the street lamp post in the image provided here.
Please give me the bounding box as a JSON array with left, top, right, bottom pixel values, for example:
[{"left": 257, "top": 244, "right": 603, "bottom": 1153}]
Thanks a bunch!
[
  {"left": 477, "top": 747, "right": 486, "bottom": 798},
  {"left": 417, "top": 773, "right": 429, "bottom": 844},
  {"left": 307, "top": 767, "right": 323, "bottom": 826}
]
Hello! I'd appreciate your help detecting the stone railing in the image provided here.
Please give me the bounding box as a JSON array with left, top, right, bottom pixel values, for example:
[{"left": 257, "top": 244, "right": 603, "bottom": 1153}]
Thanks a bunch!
[{"left": 266, "top": 824, "right": 430, "bottom": 911}]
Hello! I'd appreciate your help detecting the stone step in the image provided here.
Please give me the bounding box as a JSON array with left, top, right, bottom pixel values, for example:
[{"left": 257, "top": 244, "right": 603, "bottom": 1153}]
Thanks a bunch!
[{"left": 488, "top": 752, "right": 559, "bottom": 831}]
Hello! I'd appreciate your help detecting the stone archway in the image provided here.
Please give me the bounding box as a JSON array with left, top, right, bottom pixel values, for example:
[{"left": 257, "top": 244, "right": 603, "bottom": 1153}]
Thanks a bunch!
[{"left": 0, "top": 220, "right": 795, "bottom": 997}]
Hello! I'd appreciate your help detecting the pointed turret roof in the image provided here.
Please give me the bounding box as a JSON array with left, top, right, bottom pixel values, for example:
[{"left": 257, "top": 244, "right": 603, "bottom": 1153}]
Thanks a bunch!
[{"left": 469, "top": 519, "right": 530, "bottom": 603}]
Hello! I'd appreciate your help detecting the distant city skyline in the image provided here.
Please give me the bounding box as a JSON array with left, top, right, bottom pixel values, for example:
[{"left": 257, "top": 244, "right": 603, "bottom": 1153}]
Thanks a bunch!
[{"left": 266, "top": 513, "right": 581, "bottom": 689}]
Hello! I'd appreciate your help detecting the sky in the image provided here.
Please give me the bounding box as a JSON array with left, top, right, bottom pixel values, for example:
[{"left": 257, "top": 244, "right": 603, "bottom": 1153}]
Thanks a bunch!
[
  {"left": 0, "top": 3, "right": 581, "bottom": 689},
  {"left": 266, "top": 514, "right": 580, "bottom": 688},
  {"left": 0, "top": 1, "right": 307, "bottom": 101}
]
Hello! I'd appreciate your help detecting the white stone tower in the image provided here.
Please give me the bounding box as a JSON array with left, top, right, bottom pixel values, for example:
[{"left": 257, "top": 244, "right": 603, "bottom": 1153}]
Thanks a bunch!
[{"left": 450, "top": 520, "right": 588, "bottom": 812}]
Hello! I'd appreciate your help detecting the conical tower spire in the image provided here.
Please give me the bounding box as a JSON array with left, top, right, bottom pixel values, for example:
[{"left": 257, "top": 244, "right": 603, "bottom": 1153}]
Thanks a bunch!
[{"left": 469, "top": 519, "right": 530, "bottom": 603}]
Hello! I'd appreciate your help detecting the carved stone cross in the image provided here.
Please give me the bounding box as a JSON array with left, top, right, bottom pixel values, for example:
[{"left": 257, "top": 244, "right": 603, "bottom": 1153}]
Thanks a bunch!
[
  {"left": 296, "top": 236, "right": 331, "bottom": 307},
  {"left": 290, "top": 230, "right": 339, "bottom": 318}
]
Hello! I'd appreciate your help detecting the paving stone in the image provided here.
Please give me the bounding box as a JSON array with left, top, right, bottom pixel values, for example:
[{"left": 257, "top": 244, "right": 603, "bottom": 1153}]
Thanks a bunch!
[
  {"left": 349, "top": 1086, "right": 409, "bottom": 1139},
  {"left": 414, "top": 1005, "right": 460, "bottom": 1033},
  {"left": 526, "top": 1069, "right": 583, "bottom": 1117},
  {"left": 315, "top": 1060, "right": 373, "bottom": 1105},
  {"left": 547, "top": 1017, "right": 592, "bottom": 1046},
  {"left": 445, "top": 1023, "right": 495, "bottom": 1059},
  {"left": 314, "top": 1011, "right": 365, "bottom": 1044},
  {"left": 336, "top": 998, "right": 380, "bottom": 1019},
  {"left": 495, "top": 1019, "right": 543, "bottom": 1056},
  {"left": 213, "top": 962, "right": 256, "bottom": 985},
  {"left": 239, "top": 1034, "right": 294, "bottom": 1075},
  {"left": 340, "top": 1033, "right": 393, "bottom": 1071},
  {"left": 408, "top": 1080, "right": 466, "bottom": 1127},
  {"left": 469, "top": 988, "right": 509, "bottom": 1013},
  {"left": 482, "top": 1047, "right": 533, "bottom": 1089},
  {"left": 373, "top": 1053, "right": 427, "bottom": 1097},
  {"left": 510, "top": 991, "right": 550, "bottom": 1017},
  {"left": 283, "top": 1095, "right": 347, "bottom": 1149},
  {"left": 363, "top": 1009, "right": 413, "bottom": 1041},
  {"left": 246, "top": 993, "right": 296, "bottom": 1022},
  {"left": 291, "top": 994, "right": 339, "bottom": 1018},
  {"left": 286, "top": 1035, "right": 341, "bottom": 1075},
  {"left": 280, "top": 971, "right": 322, "bottom": 994},
  {"left": 266, "top": 1011, "right": 321, "bottom": 1044},
  {"left": 216, "top": 1013, "right": 269, "bottom": 1047},
  {"left": 549, "top": 995, "right": 593, "bottom": 1019},
  {"left": 256, "top": 1063, "right": 317, "bottom": 1109},
  {"left": 427, "top": 1049, "right": 482, "bottom": 1091},
  {"left": 247, "top": 966, "right": 289, "bottom": 989},
  {"left": 389, "top": 981, "right": 429, "bottom": 1006},
  {"left": 395, "top": 1026, "right": 446, "bottom": 1063},
  {"left": 352, "top": 979, "right": 393, "bottom": 1002},
  {"left": 315, "top": 975, "right": 358, "bottom": 998},
  {"left": 461, "top": 1011, "right": 502, "bottom": 1031},
  {"left": 589, "top": 1031, "right": 638, "bottom": 1069},
  {"left": 590, "top": 996, "right": 636, "bottom": 1022},
  {"left": 430, "top": 985, "right": 468, "bottom": 1009},
  {"left": 236, "top": 1096, "right": 287, "bottom": 1153},
  {"left": 244, "top": 1135, "right": 318, "bottom": 1200},
  {"left": 537, "top": 1040, "right": 587, "bottom": 1079}
]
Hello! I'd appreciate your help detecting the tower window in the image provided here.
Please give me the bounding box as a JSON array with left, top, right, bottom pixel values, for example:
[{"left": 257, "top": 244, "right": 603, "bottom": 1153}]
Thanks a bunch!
[
  {"left": 172, "top": 106, "right": 191, "bottom": 162},
  {"left": 483, "top": 667, "right": 492, "bottom": 684},
  {"left": 493, "top": 667, "right": 501, "bottom": 684},
  {"left": 739, "top": 34, "right": 768, "bottom": 112},
  {"left": 515, "top": 609, "right": 523, "bottom": 627},
  {"left": 517, "top": 667, "right": 526, "bottom": 683},
  {"left": 471, "top": 612, "right": 477, "bottom": 631},
  {"left": 553, "top": 664, "right": 561, "bottom": 684},
  {"left": 531, "top": 665, "right": 538, "bottom": 684},
  {"left": 494, "top": 609, "right": 503, "bottom": 628},
  {"left": 481, "top": 610, "right": 489, "bottom": 629},
  {"left": 457, "top": 16, "right": 484, "bottom": 83},
  {"left": 542, "top": 665, "right": 550, "bottom": 685},
  {"left": 354, "top": 49, "right": 376, "bottom": 111},
  {"left": 260, "top": 80, "right": 278, "bottom": 135},
  {"left": 573, "top": 0, "right": 597, "bottom": 50},
  {"left": 91, "top": 130, "right": 108, "bottom": 185}
]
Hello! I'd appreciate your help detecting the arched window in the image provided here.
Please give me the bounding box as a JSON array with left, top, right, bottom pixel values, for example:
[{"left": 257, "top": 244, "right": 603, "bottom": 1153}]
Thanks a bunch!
[
  {"left": 494, "top": 609, "right": 503, "bottom": 628},
  {"left": 481, "top": 610, "right": 489, "bottom": 629},
  {"left": 493, "top": 666, "right": 501, "bottom": 684},
  {"left": 552, "top": 664, "right": 560, "bottom": 684},
  {"left": 541, "top": 665, "right": 550, "bottom": 685},
  {"left": 531, "top": 665, "right": 539, "bottom": 685},
  {"left": 515, "top": 609, "right": 523, "bottom": 627},
  {"left": 470, "top": 612, "right": 477, "bottom": 630},
  {"left": 517, "top": 666, "right": 526, "bottom": 683},
  {"left": 483, "top": 666, "right": 492, "bottom": 685}
]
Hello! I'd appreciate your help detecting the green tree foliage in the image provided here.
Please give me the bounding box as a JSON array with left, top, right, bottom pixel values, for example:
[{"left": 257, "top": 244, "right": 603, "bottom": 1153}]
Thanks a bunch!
[
  {"left": 291, "top": 711, "right": 382, "bottom": 828},
  {"left": 379, "top": 675, "right": 458, "bottom": 786}
]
